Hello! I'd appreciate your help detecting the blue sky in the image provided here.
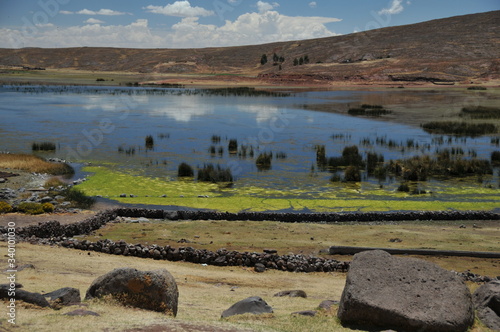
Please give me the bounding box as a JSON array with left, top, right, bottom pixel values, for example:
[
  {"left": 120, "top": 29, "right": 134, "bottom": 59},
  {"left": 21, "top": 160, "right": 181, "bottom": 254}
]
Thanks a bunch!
[{"left": 0, "top": 0, "right": 498, "bottom": 49}]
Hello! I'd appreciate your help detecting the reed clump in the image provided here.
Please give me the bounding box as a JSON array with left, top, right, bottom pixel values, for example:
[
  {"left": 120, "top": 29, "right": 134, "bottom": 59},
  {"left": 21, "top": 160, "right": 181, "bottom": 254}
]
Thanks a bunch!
[
  {"left": 421, "top": 121, "right": 497, "bottom": 136},
  {"left": 32, "top": 141, "right": 56, "bottom": 151},
  {"left": 197, "top": 164, "right": 233, "bottom": 183}
]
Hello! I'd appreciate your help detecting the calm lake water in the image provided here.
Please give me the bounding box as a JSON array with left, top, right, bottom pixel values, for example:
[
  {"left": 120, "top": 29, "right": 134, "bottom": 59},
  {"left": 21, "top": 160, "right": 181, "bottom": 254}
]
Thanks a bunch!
[{"left": 1, "top": 85, "right": 498, "bottom": 192}]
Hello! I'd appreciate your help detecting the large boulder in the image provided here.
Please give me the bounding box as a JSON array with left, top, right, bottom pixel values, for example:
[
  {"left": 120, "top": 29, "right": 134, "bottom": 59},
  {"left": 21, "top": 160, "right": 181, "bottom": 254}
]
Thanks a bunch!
[
  {"left": 473, "top": 280, "right": 500, "bottom": 330},
  {"left": 221, "top": 296, "right": 273, "bottom": 318},
  {"left": 85, "top": 268, "right": 178, "bottom": 316},
  {"left": 337, "top": 250, "right": 474, "bottom": 332}
]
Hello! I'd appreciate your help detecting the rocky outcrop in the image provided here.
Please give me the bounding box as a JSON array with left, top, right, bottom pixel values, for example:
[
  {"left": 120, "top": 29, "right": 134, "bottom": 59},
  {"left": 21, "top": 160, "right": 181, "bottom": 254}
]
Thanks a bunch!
[
  {"left": 85, "top": 268, "right": 179, "bottom": 316},
  {"left": 338, "top": 250, "right": 474, "bottom": 332},
  {"left": 221, "top": 297, "right": 273, "bottom": 318},
  {"left": 473, "top": 280, "right": 500, "bottom": 330}
]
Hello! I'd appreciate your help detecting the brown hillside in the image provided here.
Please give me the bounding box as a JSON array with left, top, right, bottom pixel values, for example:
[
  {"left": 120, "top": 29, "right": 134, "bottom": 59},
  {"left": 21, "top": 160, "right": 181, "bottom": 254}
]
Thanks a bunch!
[{"left": 0, "top": 11, "right": 499, "bottom": 83}]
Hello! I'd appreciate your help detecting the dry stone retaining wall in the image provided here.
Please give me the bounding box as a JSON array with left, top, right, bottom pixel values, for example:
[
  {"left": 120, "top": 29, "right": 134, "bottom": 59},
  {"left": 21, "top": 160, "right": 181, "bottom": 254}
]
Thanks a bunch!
[{"left": 2, "top": 208, "right": 499, "bottom": 275}]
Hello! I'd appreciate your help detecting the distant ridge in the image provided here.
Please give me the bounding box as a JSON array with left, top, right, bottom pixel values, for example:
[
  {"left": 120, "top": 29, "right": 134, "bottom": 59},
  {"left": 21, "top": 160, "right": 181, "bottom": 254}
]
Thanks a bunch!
[{"left": 0, "top": 11, "right": 498, "bottom": 83}]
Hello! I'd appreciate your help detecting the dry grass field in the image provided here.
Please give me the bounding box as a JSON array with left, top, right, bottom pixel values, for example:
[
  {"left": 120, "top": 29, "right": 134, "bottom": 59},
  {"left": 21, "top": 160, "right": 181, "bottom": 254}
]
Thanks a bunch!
[{"left": 0, "top": 217, "right": 498, "bottom": 331}]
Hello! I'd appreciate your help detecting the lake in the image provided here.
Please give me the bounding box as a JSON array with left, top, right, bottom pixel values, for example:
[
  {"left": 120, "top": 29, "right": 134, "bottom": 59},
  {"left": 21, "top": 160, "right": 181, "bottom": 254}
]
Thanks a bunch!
[{"left": 1, "top": 85, "right": 499, "bottom": 212}]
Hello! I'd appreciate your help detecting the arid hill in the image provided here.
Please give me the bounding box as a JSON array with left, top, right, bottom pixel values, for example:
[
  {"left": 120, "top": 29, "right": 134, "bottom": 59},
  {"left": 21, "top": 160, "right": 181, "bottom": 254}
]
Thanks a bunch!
[{"left": 0, "top": 10, "right": 499, "bottom": 84}]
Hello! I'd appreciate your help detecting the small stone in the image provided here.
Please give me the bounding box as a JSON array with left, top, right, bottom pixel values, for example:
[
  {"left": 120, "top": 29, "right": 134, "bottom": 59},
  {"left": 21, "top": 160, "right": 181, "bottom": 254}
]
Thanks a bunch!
[
  {"left": 292, "top": 310, "right": 316, "bottom": 317},
  {"left": 254, "top": 263, "right": 266, "bottom": 273}
]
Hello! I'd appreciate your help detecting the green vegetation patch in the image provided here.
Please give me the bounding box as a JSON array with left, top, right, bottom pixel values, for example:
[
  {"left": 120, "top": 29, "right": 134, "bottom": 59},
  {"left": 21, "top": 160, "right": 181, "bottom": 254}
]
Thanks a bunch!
[{"left": 77, "top": 166, "right": 500, "bottom": 213}]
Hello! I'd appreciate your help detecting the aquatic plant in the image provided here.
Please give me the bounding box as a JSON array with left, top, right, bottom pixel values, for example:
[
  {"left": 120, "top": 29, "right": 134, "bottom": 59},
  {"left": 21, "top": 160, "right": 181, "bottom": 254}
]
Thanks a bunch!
[
  {"left": 344, "top": 166, "right": 361, "bottom": 182},
  {"left": 32, "top": 141, "right": 56, "bottom": 151},
  {"left": 348, "top": 104, "right": 391, "bottom": 117},
  {"left": 197, "top": 163, "right": 233, "bottom": 183},
  {"left": 256, "top": 152, "right": 272, "bottom": 171},
  {"left": 421, "top": 121, "right": 497, "bottom": 136},
  {"left": 460, "top": 106, "right": 500, "bottom": 119},
  {"left": 211, "top": 135, "right": 221, "bottom": 144},
  {"left": 315, "top": 144, "right": 327, "bottom": 169},
  {"left": 145, "top": 135, "right": 154, "bottom": 150},
  {"left": 178, "top": 162, "right": 194, "bottom": 177},
  {"left": 491, "top": 151, "right": 500, "bottom": 165},
  {"left": 228, "top": 139, "right": 238, "bottom": 154},
  {"left": 366, "top": 152, "right": 384, "bottom": 175}
]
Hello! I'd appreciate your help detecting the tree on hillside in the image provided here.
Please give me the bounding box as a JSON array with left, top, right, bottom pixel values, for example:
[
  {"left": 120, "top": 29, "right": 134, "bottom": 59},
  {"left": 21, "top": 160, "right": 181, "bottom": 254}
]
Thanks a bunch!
[{"left": 260, "top": 54, "right": 268, "bottom": 65}]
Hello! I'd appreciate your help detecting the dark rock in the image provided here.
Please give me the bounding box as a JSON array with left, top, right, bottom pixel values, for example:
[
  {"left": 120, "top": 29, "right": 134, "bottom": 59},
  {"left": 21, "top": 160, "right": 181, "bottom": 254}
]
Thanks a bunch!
[
  {"left": 64, "top": 309, "right": 100, "bottom": 316},
  {"left": 338, "top": 250, "right": 474, "bottom": 332},
  {"left": 44, "top": 287, "right": 81, "bottom": 307},
  {"left": 221, "top": 296, "right": 273, "bottom": 318},
  {"left": 318, "top": 300, "right": 339, "bottom": 310},
  {"left": 473, "top": 280, "right": 500, "bottom": 330},
  {"left": 85, "top": 267, "right": 178, "bottom": 316},
  {"left": 291, "top": 310, "right": 316, "bottom": 316},
  {"left": 0, "top": 288, "right": 50, "bottom": 308},
  {"left": 254, "top": 263, "right": 266, "bottom": 273},
  {"left": 273, "top": 290, "right": 307, "bottom": 298}
]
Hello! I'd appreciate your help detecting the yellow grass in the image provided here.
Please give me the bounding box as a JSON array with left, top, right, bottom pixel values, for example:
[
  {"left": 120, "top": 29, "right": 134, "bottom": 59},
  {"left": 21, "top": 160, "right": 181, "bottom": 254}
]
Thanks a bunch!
[
  {"left": 0, "top": 154, "right": 73, "bottom": 175},
  {"left": 1, "top": 242, "right": 348, "bottom": 331}
]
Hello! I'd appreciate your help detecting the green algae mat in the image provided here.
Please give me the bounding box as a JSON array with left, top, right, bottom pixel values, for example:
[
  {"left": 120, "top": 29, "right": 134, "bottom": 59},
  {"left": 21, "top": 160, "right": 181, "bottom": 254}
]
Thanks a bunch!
[{"left": 77, "top": 166, "right": 500, "bottom": 213}]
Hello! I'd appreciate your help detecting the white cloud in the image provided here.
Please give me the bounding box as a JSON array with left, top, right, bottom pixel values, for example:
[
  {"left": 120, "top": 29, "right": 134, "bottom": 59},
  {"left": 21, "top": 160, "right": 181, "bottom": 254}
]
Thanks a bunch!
[
  {"left": 145, "top": 1, "right": 214, "bottom": 17},
  {"left": 309, "top": 2, "right": 317, "bottom": 8},
  {"left": 77, "top": 9, "right": 128, "bottom": 16},
  {"left": 0, "top": 7, "right": 341, "bottom": 49},
  {"left": 60, "top": 9, "right": 128, "bottom": 15},
  {"left": 378, "top": 0, "right": 404, "bottom": 15},
  {"left": 256, "top": 1, "right": 279, "bottom": 13},
  {"left": 85, "top": 18, "right": 105, "bottom": 24}
]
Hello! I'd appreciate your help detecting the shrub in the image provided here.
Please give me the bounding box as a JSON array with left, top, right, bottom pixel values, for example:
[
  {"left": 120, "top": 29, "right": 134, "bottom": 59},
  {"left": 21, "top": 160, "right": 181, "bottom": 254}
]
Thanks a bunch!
[
  {"left": 178, "top": 162, "right": 194, "bottom": 177},
  {"left": 0, "top": 201, "right": 13, "bottom": 214},
  {"left": 42, "top": 202, "right": 54, "bottom": 213},
  {"left": 62, "top": 188, "right": 96, "bottom": 209},
  {"left": 344, "top": 166, "right": 361, "bottom": 182},
  {"left": 197, "top": 164, "right": 233, "bottom": 183},
  {"left": 32, "top": 141, "right": 56, "bottom": 151},
  {"left": 17, "top": 202, "right": 44, "bottom": 215},
  {"left": 467, "top": 86, "right": 487, "bottom": 90}
]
